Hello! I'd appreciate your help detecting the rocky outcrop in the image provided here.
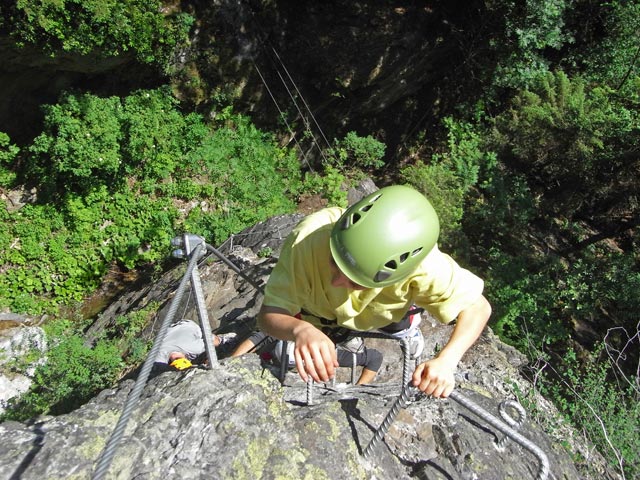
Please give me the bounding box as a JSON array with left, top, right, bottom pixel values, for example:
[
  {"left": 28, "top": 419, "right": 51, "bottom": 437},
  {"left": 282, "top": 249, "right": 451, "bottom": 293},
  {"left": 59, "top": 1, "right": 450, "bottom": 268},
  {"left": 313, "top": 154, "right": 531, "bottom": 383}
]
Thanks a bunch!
[
  {"left": 0, "top": 321, "right": 46, "bottom": 415},
  {"left": 188, "top": 0, "right": 478, "bottom": 159},
  {"left": 0, "top": 339, "right": 582, "bottom": 480},
  {"left": 0, "top": 212, "right": 618, "bottom": 479}
]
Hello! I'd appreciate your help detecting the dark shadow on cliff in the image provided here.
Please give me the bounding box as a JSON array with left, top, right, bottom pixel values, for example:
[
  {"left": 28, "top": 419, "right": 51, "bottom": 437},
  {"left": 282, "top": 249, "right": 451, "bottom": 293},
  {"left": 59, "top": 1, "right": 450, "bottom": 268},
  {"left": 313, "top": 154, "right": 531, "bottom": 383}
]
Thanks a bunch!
[
  {"left": 338, "top": 397, "right": 374, "bottom": 455},
  {"left": 8, "top": 421, "right": 45, "bottom": 480}
]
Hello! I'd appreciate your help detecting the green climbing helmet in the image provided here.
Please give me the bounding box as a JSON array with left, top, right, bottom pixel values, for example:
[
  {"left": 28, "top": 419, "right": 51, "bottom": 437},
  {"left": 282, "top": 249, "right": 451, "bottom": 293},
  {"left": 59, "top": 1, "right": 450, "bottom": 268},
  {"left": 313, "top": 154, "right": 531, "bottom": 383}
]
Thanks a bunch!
[{"left": 329, "top": 185, "right": 439, "bottom": 288}]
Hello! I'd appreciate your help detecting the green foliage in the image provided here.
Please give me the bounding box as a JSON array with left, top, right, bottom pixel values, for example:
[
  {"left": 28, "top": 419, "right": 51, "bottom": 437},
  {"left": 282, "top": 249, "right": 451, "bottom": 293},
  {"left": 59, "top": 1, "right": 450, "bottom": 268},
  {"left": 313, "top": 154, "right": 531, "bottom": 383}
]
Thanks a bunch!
[
  {"left": 475, "top": 206, "right": 640, "bottom": 354},
  {"left": 302, "top": 165, "right": 348, "bottom": 207},
  {"left": 400, "top": 162, "right": 465, "bottom": 245},
  {"left": 484, "top": 249, "right": 567, "bottom": 349},
  {"left": 0, "top": 179, "right": 180, "bottom": 313},
  {"left": 436, "top": 117, "right": 497, "bottom": 190},
  {"left": 28, "top": 88, "right": 208, "bottom": 196},
  {"left": 0, "top": 132, "right": 19, "bottom": 187},
  {"left": 1, "top": 301, "right": 162, "bottom": 421},
  {"left": 470, "top": 160, "right": 639, "bottom": 478},
  {"left": 533, "top": 345, "right": 640, "bottom": 478},
  {"left": 1, "top": 89, "right": 301, "bottom": 314},
  {"left": 566, "top": 1, "right": 640, "bottom": 95},
  {"left": 557, "top": 251, "right": 640, "bottom": 327},
  {"left": 6, "top": 0, "right": 194, "bottom": 64},
  {"left": 327, "top": 131, "right": 386, "bottom": 170},
  {"left": 491, "top": 70, "right": 639, "bottom": 216},
  {"left": 28, "top": 94, "right": 124, "bottom": 194},
  {"left": 121, "top": 90, "right": 209, "bottom": 179},
  {"left": 461, "top": 66, "right": 640, "bottom": 478},
  {"left": 489, "top": 0, "right": 571, "bottom": 88},
  {"left": 112, "top": 303, "right": 158, "bottom": 363},
  {"left": 0, "top": 203, "right": 90, "bottom": 312},
  {"left": 400, "top": 116, "right": 497, "bottom": 245},
  {"left": 1, "top": 318, "right": 124, "bottom": 421},
  {"left": 182, "top": 112, "right": 302, "bottom": 243}
]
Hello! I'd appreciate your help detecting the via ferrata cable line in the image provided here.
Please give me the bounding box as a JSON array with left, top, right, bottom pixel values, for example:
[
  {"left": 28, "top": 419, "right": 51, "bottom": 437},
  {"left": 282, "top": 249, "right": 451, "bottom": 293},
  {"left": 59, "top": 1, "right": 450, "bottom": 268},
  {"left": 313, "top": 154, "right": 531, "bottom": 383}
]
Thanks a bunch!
[
  {"left": 253, "top": 62, "right": 314, "bottom": 172},
  {"left": 253, "top": 49, "right": 332, "bottom": 168},
  {"left": 270, "top": 64, "right": 331, "bottom": 166},
  {"left": 93, "top": 234, "right": 263, "bottom": 479},
  {"left": 92, "top": 239, "right": 207, "bottom": 480},
  {"left": 269, "top": 46, "right": 334, "bottom": 152},
  {"left": 239, "top": 0, "right": 337, "bottom": 168}
]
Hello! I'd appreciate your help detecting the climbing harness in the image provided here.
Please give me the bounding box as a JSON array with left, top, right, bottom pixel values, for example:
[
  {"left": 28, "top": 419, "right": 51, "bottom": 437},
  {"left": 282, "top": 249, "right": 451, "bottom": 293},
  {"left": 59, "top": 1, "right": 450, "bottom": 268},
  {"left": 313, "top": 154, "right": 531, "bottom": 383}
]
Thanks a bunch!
[{"left": 362, "top": 382, "right": 550, "bottom": 480}]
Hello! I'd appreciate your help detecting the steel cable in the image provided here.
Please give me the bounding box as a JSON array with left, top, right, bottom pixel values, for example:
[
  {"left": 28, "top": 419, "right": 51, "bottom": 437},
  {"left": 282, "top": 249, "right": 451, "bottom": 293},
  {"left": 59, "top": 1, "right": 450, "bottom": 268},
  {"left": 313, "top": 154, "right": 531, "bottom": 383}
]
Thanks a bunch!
[
  {"left": 448, "top": 390, "right": 550, "bottom": 480},
  {"left": 205, "top": 242, "right": 265, "bottom": 294},
  {"left": 363, "top": 384, "right": 550, "bottom": 480},
  {"left": 362, "top": 381, "right": 412, "bottom": 458},
  {"left": 92, "top": 243, "right": 204, "bottom": 480}
]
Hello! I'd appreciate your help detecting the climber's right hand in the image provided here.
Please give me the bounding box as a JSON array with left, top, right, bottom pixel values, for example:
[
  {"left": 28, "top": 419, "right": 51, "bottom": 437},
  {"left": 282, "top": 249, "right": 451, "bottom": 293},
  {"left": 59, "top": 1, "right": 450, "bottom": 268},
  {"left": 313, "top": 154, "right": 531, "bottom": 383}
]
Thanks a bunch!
[
  {"left": 258, "top": 305, "right": 339, "bottom": 383},
  {"left": 292, "top": 322, "right": 339, "bottom": 383}
]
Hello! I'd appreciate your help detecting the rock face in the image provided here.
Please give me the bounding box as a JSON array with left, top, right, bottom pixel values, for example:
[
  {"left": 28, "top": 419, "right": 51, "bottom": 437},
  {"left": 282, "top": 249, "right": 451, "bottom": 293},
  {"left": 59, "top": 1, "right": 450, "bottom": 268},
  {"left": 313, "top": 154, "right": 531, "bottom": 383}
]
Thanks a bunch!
[
  {"left": 0, "top": 212, "right": 615, "bottom": 480},
  {"left": 0, "top": 321, "right": 46, "bottom": 415},
  {"left": 184, "top": 0, "right": 481, "bottom": 161},
  {"left": 0, "top": 348, "right": 579, "bottom": 480},
  {"left": 1, "top": 1, "right": 487, "bottom": 157}
]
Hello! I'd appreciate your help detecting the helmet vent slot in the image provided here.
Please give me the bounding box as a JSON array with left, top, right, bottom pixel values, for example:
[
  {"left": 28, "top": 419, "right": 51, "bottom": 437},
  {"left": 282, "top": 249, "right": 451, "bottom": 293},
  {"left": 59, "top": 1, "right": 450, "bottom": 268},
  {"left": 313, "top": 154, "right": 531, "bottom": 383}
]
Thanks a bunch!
[
  {"left": 360, "top": 204, "right": 373, "bottom": 212},
  {"left": 374, "top": 270, "right": 392, "bottom": 283},
  {"left": 411, "top": 247, "right": 423, "bottom": 257},
  {"left": 346, "top": 212, "right": 362, "bottom": 227},
  {"left": 399, "top": 252, "right": 409, "bottom": 263},
  {"left": 384, "top": 260, "right": 398, "bottom": 270}
]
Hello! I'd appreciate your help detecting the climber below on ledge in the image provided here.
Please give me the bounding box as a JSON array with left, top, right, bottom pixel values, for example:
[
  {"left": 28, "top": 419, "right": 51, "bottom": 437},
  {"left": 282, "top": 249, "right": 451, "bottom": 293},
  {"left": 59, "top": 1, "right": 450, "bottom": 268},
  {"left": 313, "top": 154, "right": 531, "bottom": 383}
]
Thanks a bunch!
[{"left": 154, "top": 319, "right": 237, "bottom": 370}]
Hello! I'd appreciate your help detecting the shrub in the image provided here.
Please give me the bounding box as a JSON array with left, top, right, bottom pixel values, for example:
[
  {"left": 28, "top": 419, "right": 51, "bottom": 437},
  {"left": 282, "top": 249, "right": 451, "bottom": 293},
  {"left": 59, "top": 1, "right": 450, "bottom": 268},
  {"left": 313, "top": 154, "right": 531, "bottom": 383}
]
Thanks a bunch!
[
  {"left": 28, "top": 93, "right": 124, "bottom": 195},
  {"left": 489, "top": 0, "right": 571, "bottom": 89},
  {"left": 2, "top": 89, "right": 301, "bottom": 314},
  {"left": 1, "top": 302, "right": 161, "bottom": 421},
  {"left": 529, "top": 345, "right": 640, "bottom": 479},
  {"left": 121, "top": 90, "right": 209, "bottom": 179},
  {"left": 27, "top": 88, "right": 208, "bottom": 197},
  {"left": 400, "top": 116, "right": 497, "bottom": 246},
  {"left": 5, "top": 0, "right": 193, "bottom": 64},
  {"left": 302, "top": 166, "right": 348, "bottom": 208},
  {"left": 1, "top": 319, "right": 123, "bottom": 421},
  {"left": 327, "top": 131, "right": 386, "bottom": 170},
  {"left": 400, "top": 162, "right": 465, "bottom": 245},
  {"left": 0, "top": 132, "right": 19, "bottom": 187},
  {"left": 491, "top": 70, "right": 639, "bottom": 217},
  {"left": 183, "top": 112, "right": 302, "bottom": 243}
]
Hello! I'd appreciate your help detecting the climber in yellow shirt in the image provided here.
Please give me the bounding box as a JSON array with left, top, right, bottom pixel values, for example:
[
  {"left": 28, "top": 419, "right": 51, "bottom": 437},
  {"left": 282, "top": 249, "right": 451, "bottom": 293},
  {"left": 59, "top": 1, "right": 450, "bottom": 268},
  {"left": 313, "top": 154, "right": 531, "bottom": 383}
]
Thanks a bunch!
[{"left": 258, "top": 185, "right": 491, "bottom": 398}]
